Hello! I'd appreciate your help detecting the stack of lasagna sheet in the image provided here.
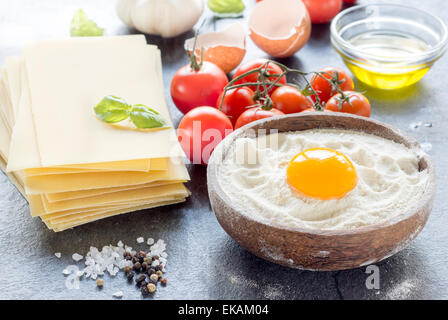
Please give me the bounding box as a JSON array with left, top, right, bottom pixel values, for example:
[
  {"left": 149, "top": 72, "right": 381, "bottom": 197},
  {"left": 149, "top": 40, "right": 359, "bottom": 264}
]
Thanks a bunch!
[{"left": 0, "top": 35, "right": 190, "bottom": 231}]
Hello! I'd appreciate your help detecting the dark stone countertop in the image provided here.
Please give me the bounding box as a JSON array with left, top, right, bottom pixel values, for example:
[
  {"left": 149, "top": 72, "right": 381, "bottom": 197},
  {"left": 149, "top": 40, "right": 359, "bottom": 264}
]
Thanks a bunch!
[{"left": 1, "top": 0, "right": 447, "bottom": 300}]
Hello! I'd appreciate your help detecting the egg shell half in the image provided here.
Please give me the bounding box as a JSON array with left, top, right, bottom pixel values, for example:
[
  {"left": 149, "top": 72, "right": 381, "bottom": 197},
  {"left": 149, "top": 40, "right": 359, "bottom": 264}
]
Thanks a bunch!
[
  {"left": 249, "top": 0, "right": 311, "bottom": 58},
  {"left": 185, "top": 23, "right": 246, "bottom": 74}
]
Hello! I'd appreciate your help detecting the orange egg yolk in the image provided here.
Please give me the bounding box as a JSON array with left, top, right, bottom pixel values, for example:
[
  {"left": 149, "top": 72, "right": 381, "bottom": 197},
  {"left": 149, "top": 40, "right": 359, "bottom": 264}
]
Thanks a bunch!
[{"left": 286, "top": 148, "right": 357, "bottom": 200}]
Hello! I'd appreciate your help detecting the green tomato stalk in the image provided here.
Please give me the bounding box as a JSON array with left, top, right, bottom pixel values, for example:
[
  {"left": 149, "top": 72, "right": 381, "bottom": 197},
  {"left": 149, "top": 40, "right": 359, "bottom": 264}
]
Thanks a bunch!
[{"left": 219, "top": 60, "right": 351, "bottom": 112}]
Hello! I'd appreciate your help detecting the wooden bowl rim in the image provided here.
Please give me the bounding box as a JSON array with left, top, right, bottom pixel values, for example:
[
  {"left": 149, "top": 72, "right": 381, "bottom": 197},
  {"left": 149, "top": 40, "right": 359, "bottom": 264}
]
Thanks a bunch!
[{"left": 208, "top": 112, "right": 437, "bottom": 237}]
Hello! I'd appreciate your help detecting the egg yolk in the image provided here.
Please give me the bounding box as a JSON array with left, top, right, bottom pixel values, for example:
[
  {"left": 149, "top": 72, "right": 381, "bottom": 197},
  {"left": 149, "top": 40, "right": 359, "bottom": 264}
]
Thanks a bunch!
[{"left": 286, "top": 148, "right": 357, "bottom": 200}]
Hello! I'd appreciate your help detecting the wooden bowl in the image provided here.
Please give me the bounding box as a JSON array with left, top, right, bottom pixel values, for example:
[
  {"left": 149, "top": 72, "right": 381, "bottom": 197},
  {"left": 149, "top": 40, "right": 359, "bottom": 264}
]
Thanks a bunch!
[{"left": 207, "top": 113, "right": 436, "bottom": 271}]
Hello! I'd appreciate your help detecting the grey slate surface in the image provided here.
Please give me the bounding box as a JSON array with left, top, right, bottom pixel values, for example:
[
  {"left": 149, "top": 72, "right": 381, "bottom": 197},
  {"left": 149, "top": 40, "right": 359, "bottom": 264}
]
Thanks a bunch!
[{"left": 0, "top": 0, "right": 447, "bottom": 300}]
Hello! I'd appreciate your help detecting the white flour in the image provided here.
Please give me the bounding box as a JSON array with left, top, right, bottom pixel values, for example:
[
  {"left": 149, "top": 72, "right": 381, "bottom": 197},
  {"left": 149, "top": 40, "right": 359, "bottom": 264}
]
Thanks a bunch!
[{"left": 218, "top": 129, "right": 429, "bottom": 230}]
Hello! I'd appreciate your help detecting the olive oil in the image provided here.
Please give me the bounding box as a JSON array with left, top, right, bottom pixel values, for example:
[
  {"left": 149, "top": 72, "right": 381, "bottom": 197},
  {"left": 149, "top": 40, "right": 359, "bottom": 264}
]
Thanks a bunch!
[{"left": 342, "top": 31, "right": 430, "bottom": 89}]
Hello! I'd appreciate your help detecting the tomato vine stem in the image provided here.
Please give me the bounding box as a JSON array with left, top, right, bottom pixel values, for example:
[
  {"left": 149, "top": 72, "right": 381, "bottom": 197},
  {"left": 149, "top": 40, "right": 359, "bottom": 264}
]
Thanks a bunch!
[{"left": 218, "top": 60, "right": 351, "bottom": 113}]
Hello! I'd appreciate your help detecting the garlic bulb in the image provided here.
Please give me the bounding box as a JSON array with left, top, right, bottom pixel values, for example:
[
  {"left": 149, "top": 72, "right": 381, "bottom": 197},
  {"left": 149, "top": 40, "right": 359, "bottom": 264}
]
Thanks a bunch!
[{"left": 116, "top": 0, "right": 204, "bottom": 38}]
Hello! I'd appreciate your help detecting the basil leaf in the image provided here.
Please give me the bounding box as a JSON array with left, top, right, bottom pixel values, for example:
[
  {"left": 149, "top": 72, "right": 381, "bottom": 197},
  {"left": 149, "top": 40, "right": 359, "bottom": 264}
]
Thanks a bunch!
[
  {"left": 208, "top": 0, "right": 245, "bottom": 16},
  {"left": 94, "top": 95, "right": 130, "bottom": 123},
  {"left": 130, "top": 105, "right": 167, "bottom": 129},
  {"left": 71, "top": 9, "right": 104, "bottom": 37}
]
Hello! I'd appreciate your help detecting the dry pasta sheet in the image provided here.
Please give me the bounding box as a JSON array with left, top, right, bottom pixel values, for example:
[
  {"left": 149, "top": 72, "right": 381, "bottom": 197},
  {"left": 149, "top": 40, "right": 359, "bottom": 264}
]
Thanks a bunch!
[{"left": 0, "top": 35, "right": 190, "bottom": 231}]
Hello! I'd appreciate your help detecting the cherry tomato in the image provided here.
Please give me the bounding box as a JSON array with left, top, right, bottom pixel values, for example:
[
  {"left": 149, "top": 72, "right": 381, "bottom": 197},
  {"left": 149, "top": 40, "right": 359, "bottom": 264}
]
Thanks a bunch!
[
  {"left": 343, "top": 0, "right": 356, "bottom": 4},
  {"left": 232, "top": 59, "right": 286, "bottom": 95},
  {"left": 216, "top": 87, "right": 256, "bottom": 126},
  {"left": 234, "top": 107, "right": 284, "bottom": 129},
  {"left": 177, "top": 106, "right": 233, "bottom": 165},
  {"left": 310, "top": 67, "right": 354, "bottom": 104},
  {"left": 171, "top": 61, "right": 228, "bottom": 114},
  {"left": 271, "top": 85, "right": 313, "bottom": 114},
  {"left": 302, "top": 0, "right": 342, "bottom": 24},
  {"left": 325, "top": 91, "right": 371, "bottom": 117}
]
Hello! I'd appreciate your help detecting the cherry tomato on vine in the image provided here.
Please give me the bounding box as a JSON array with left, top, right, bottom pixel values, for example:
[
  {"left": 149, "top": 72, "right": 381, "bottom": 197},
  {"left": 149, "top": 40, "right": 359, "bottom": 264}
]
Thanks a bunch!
[
  {"left": 325, "top": 91, "right": 371, "bottom": 117},
  {"left": 232, "top": 59, "right": 286, "bottom": 95},
  {"left": 310, "top": 67, "right": 354, "bottom": 104},
  {"left": 271, "top": 85, "right": 313, "bottom": 114},
  {"left": 234, "top": 107, "right": 284, "bottom": 129},
  {"left": 302, "top": 0, "right": 342, "bottom": 24},
  {"left": 171, "top": 61, "right": 228, "bottom": 114},
  {"left": 177, "top": 106, "right": 233, "bottom": 165},
  {"left": 216, "top": 87, "right": 256, "bottom": 126}
]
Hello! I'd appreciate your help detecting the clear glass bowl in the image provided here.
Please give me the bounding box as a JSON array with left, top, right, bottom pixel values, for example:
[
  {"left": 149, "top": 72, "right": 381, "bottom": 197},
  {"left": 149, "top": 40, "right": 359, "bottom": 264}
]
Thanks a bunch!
[{"left": 330, "top": 3, "right": 448, "bottom": 89}]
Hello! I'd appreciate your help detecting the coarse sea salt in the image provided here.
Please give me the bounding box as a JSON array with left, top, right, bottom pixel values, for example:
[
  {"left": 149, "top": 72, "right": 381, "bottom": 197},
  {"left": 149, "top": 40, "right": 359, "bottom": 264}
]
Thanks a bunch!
[
  {"left": 149, "top": 239, "right": 166, "bottom": 257},
  {"left": 62, "top": 269, "right": 71, "bottom": 275},
  {"left": 63, "top": 239, "right": 168, "bottom": 284},
  {"left": 112, "top": 291, "right": 123, "bottom": 298},
  {"left": 137, "top": 237, "right": 144, "bottom": 243},
  {"left": 54, "top": 252, "right": 61, "bottom": 258},
  {"left": 147, "top": 238, "right": 154, "bottom": 245},
  {"left": 72, "top": 253, "right": 83, "bottom": 262}
]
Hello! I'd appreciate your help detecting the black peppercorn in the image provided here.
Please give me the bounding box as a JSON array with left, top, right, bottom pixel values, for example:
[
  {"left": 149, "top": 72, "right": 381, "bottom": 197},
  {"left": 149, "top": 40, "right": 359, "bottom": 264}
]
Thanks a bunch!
[
  {"left": 141, "top": 284, "right": 149, "bottom": 295},
  {"left": 147, "top": 268, "right": 156, "bottom": 276},
  {"left": 141, "top": 262, "right": 148, "bottom": 271},
  {"left": 126, "top": 271, "right": 135, "bottom": 281},
  {"left": 135, "top": 274, "right": 146, "bottom": 286}
]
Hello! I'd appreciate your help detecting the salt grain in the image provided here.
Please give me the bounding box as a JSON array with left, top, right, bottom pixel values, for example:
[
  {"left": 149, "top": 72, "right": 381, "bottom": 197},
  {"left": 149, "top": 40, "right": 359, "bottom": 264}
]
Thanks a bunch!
[
  {"left": 72, "top": 253, "right": 83, "bottom": 262},
  {"left": 62, "top": 239, "right": 168, "bottom": 297},
  {"left": 409, "top": 121, "right": 422, "bottom": 129},
  {"left": 54, "top": 252, "right": 61, "bottom": 258}
]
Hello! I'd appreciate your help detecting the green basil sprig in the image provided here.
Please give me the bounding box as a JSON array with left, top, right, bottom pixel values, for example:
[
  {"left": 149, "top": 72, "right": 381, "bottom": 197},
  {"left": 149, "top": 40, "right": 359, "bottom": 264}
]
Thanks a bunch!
[
  {"left": 70, "top": 9, "right": 104, "bottom": 37},
  {"left": 94, "top": 95, "right": 168, "bottom": 129}
]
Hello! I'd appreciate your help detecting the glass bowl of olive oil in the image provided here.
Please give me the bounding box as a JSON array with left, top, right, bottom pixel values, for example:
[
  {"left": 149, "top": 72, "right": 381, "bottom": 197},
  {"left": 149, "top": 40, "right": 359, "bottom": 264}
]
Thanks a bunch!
[{"left": 331, "top": 3, "right": 447, "bottom": 89}]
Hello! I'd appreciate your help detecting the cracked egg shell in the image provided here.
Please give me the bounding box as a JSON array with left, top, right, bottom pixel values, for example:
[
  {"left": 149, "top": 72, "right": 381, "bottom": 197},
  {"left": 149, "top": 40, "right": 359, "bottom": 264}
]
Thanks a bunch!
[
  {"left": 249, "top": 0, "right": 311, "bottom": 58},
  {"left": 185, "top": 23, "right": 246, "bottom": 74}
]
